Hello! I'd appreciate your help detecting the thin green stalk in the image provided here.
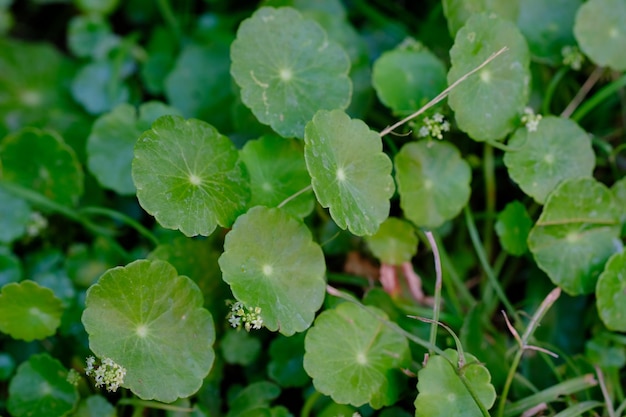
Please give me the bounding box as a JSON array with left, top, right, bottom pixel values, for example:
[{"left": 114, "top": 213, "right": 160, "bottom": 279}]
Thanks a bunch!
[
  {"left": 482, "top": 251, "right": 510, "bottom": 319},
  {"left": 482, "top": 144, "right": 496, "bottom": 264},
  {"left": 571, "top": 71, "right": 626, "bottom": 122},
  {"left": 542, "top": 66, "right": 569, "bottom": 115},
  {"left": 0, "top": 181, "right": 115, "bottom": 238},
  {"left": 503, "top": 374, "right": 598, "bottom": 417},
  {"left": 277, "top": 185, "right": 312, "bottom": 209},
  {"left": 156, "top": 0, "right": 182, "bottom": 44},
  {"left": 496, "top": 287, "right": 562, "bottom": 417},
  {"left": 463, "top": 206, "right": 517, "bottom": 321},
  {"left": 79, "top": 206, "right": 159, "bottom": 247},
  {"left": 424, "top": 231, "right": 443, "bottom": 355},
  {"left": 300, "top": 390, "right": 322, "bottom": 417},
  {"left": 595, "top": 365, "right": 616, "bottom": 417},
  {"left": 432, "top": 232, "right": 475, "bottom": 309}
]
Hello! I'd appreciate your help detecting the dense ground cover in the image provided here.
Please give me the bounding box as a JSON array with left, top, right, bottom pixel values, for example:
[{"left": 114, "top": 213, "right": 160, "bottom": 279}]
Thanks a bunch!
[{"left": 1, "top": 0, "right": 626, "bottom": 416}]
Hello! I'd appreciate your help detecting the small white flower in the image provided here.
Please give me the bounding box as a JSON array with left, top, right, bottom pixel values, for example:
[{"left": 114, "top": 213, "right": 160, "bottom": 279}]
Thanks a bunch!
[
  {"left": 562, "top": 45, "right": 584, "bottom": 70},
  {"left": 418, "top": 113, "right": 450, "bottom": 140},
  {"left": 521, "top": 107, "right": 542, "bottom": 132},
  {"left": 226, "top": 300, "right": 264, "bottom": 332},
  {"left": 85, "top": 356, "right": 126, "bottom": 392}
]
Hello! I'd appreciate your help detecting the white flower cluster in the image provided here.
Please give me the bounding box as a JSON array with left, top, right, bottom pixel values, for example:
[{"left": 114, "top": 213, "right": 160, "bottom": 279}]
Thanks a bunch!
[
  {"left": 85, "top": 356, "right": 126, "bottom": 392},
  {"left": 26, "top": 212, "right": 48, "bottom": 237},
  {"left": 226, "top": 300, "right": 264, "bottom": 332},
  {"left": 561, "top": 45, "right": 584, "bottom": 70},
  {"left": 521, "top": 107, "right": 542, "bottom": 132},
  {"left": 417, "top": 113, "right": 450, "bottom": 140}
]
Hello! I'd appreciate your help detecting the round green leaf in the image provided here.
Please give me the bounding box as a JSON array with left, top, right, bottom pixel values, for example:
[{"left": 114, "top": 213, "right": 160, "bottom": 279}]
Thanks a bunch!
[
  {"left": 81, "top": 259, "right": 215, "bottom": 402},
  {"left": 596, "top": 250, "right": 626, "bottom": 332},
  {"left": 165, "top": 43, "right": 234, "bottom": 132},
  {"left": 75, "top": 0, "right": 119, "bottom": 15},
  {"left": 303, "top": 302, "right": 410, "bottom": 408},
  {"left": 0, "top": 185, "right": 31, "bottom": 243},
  {"left": 365, "top": 217, "right": 418, "bottom": 265},
  {"left": 0, "top": 39, "right": 88, "bottom": 144},
  {"left": 87, "top": 102, "right": 180, "bottom": 195},
  {"left": 7, "top": 353, "right": 78, "bottom": 417},
  {"left": 611, "top": 177, "right": 626, "bottom": 224},
  {"left": 495, "top": 201, "right": 532, "bottom": 256},
  {"left": 372, "top": 41, "right": 447, "bottom": 116},
  {"left": 221, "top": 330, "right": 261, "bottom": 366},
  {"left": 1, "top": 128, "right": 83, "bottom": 206},
  {"left": 230, "top": 6, "right": 352, "bottom": 138},
  {"left": 132, "top": 115, "right": 250, "bottom": 237},
  {"left": 148, "top": 236, "right": 226, "bottom": 306},
  {"left": 268, "top": 333, "right": 309, "bottom": 388},
  {"left": 574, "top": 0, "right": 626, "bottom": 71},
  {"left": 447, "top": 13, "right": 530, "bottom": 141},
  {"left": 73, "top": 395, "right": 116, "bottom": 417},
  {"left": 394, "top": 140, "right": 471, "bottom": 229},
  {"left": 517, "top": 0, "right": 581, "bottom": 63},
  {"left": 304, "top": 109, "right": 394, "bottom": 236},
  {"left": 67, "top": 15, "right": 113, "bottom": 58},
  {"left": 0, "top": 280, "right": 63, "bottom": 341},
  {"left": 503, "top": 116, "right": 595, "bottom": 204},
  {"left": 528, "top": 178, "right": 622, "bottom": 295},
  {"left": 415, "top": 349, "right": 496, "bottom": 417},
  {"left": 71, "top": 61, "right": 130, "bottom": 115},
  {"left": 240, "top": 135, "right": 314, "bottom": 218},
  {"left": 442, "top": 0, "right": 520, "bottom": 37},
  {"left": 219, "top": 206, "right": 326, "bottom": 336},
  {"left": 227, "top": 381, "right": 281, "bottom": 417},
  {"left": 0, "top": 246, "right": 21, "bottom": 287}
]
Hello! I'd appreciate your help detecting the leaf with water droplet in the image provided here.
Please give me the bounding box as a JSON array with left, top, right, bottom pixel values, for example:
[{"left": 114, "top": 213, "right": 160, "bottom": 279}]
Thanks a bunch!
[{"left": 82, "top": 259, "right": 215, "bottom": 402}]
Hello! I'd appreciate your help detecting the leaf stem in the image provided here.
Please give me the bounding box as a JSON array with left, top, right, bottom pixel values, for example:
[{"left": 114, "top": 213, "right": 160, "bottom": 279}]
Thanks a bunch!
[
  {"left": 562, "top": 66, "right": 606, "bottom": 120},
  {"left": 300, "top": 390, "right": 322, "bottom": 417},
  {"left": 595, "top": 365, "right": 616, "bottom": 417},
  {"left": 277, "top": 185, "right": 313, "bottom": 209},
  {"left": 482, "top": 144, "right": 496, "bottom": 264},
  {"left": 0, "top": 181, "right": 115, "bottom": 238},
  {"left": 156, "top": 0, "right": 182, "bottom": 44},
  {"left": 496, "top": 287, "right": 562, "bottom": 417},
  {"left": 79, "top": 206, "right": 160, "bottom": 247},
  {"left": 424, "top": 231, "right": 442, "bottom": 355},
  {"left": 463, "top": 206, "right": 517, "bottom": 321},
  {"left": 542, "top": 66, "right": 569, "bottom": 115},
  {"left": 380, "top": 47, "right": 509, "bottom": 137},
  {"left": 570, "top": 70, "right": 626, "bottom": 122}
]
